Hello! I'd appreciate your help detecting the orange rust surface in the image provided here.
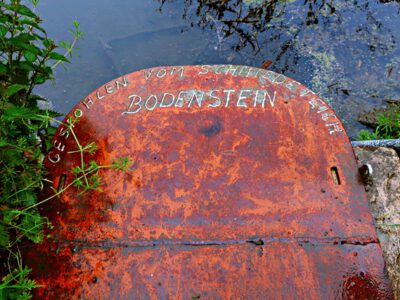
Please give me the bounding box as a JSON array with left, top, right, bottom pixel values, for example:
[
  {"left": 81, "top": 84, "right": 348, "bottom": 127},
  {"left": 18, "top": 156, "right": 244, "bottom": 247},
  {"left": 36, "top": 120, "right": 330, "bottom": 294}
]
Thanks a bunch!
[{"left": 26, "top": 65, "right": 393, "bottom": 299}]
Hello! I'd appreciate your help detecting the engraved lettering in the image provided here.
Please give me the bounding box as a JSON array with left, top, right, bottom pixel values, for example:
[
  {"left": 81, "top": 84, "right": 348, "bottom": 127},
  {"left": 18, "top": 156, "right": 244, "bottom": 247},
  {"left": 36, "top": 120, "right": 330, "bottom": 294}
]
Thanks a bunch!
[
  {"left": 237, "top": 89, "right": 251, "bottom": 107},
  {"left": 308, "top": 98, "right": 319, "bottom": 109},
  {"left": 115, "top": 76, "right": 128, "bottom": 89},
  {"left": 223, "top": 89, "right": 235, "bottom": 107},
  {"left": 170, "top": 66, "right": 184, "bottom": 78},
  {"left": 189, "top": 90, "right": 205, "bottom": 107},
  {"left": 120, "top": 88, "right": 281, "bottom": 115},
  {"left": 266, "top": 90, "right": 277, "bottom": 107},
  {"left": 105, "top": 84, "right": 115, "bottom": 94},
  {"left": 58, "top": 127, "right": 70, "bottom": 138},
  {"left": 96, "top": 91, "right": 105, "bottom": 100},
  {"left": 145, "top": 95, "right": 158, "bottom": 111},
  {"left": 159, "top": 93, "right": 175, "bottom": 108},
  {"left": 326, "top": 122, "right": 343, "bottom": 135},
  {"left": 261, "top": 71, "right": 285, "bottom": 84},
  {"left": 300, "top": 89, "right": 310, "bottom": 97},
  {"left": 174, "top": 91, "right": 190, "bottom": 107},
  {"left": 157, "top": 69, "right": 167, "bottom": 78},
  {"left": 208, "top": 90, "right": 221, "bottom": 108},
  {"left": 317, "top": 105, "right": 328, "bottom": 113},
  {"left": 66, "top": 117, "right": 75, "bottom": 128},
  {"left": 73, "top": 109, "right": 83, "bottom": 118},
  {"left": 284, "top": 81, "right": 298, "bottom": 92},
  {"left": 54, "top": 140, "right": 65, "bottom": 152},
  {"left": 215, "top": 65, "right": 227, "bottom": 74},
  {"left": 48, "top": 151, "right": 60, "bottom": 164},
  {"left": 309, "top": 97, "right": 328, "bottom": 113},
  {"left": 321, "top": 112, "right": 336, "bottom": 121},
  {"left": 238, "top": 66, "right": 251, "bottom": 77},
  {"left": 253, "top": 90, "right": 266, "bottom": 108},
  {"left": 274, "top": 74, "right": 286, "bottom": 84},
  {"left": 83, "top": 97, "right": 94, "bottom": 109},
  {"left": 247, "top": 67, "right": 259, "bottom": 77},
  {"left": 122, "top": 94, "right": 142, "bottom": 115},
  {"left": 225, "top": 65, "right": 239, "bottom": 76},
  {"left": 261, "top": 71, "right": 276, "bottom": 83},
  {"left": 198, "top": 65, "right": 211, "bottom": 75},
  {"left": 144, "top": 69, "right": 153, "bottom": 80}
]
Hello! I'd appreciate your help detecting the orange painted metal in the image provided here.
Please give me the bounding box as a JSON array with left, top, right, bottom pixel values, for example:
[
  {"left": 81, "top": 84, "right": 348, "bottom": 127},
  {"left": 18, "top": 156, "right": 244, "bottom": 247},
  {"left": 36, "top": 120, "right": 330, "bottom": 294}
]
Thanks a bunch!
[{"left": 26, "top": 65, "right": 393, "bottom": 299}]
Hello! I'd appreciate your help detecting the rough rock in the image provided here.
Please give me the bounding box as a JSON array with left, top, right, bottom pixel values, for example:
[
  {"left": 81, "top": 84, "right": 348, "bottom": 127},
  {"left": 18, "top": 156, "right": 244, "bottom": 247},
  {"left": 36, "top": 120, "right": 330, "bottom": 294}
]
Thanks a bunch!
[
  {"left": 355, "top": 147, "right": 400, "bottom": 299},
  {"left": 357, "top": 100, "right": 400, "bottom": 129}
]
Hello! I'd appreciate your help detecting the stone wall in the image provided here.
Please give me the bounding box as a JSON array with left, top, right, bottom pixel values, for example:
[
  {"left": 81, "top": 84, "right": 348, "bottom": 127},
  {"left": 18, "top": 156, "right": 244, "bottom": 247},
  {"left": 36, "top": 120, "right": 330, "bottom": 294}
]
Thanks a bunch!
[{"left": 355, "top": 147, "right": 400, "bottom": 299}]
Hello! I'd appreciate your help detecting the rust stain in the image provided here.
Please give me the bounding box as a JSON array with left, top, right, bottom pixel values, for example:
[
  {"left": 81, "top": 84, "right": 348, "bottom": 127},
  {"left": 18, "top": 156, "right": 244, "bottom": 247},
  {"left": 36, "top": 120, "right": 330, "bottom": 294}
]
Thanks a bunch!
[{"left": 25, "top": 65, "right": 393, "bottom": 299}]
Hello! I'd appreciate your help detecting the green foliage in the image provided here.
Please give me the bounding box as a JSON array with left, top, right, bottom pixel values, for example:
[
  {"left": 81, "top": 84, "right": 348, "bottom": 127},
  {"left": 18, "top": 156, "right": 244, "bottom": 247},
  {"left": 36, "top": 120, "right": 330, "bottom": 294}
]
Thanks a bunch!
[
  {"left": 112, "top": 156, "right": 133, "bottom": 172},
  {"left": 0, "top": 267, "right": 39, "bottom": 300},
  {"left": 0, "top": 0, "right": 71, "bottom": 250},
  {"left": 0, "top": 3, "right": 132, "bottom": 297},
  {"left": 72, "top": 161, "right": 104, "bottom": 194},
  {"left": 0, "top": 0, "right": 85, "bottom": 298},
  {"left": 357, "top": 129, "right": 379, "bottom": 141},
  {"left": 358, "top": 109, "right": 400, "bottom": 140}
]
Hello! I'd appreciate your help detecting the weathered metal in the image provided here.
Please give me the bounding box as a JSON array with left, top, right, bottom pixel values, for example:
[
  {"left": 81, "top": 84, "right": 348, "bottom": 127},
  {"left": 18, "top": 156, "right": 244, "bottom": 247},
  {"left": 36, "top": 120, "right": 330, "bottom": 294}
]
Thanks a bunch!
[{"left": 26, "top": 65, "right": 393, "bottom": 299}]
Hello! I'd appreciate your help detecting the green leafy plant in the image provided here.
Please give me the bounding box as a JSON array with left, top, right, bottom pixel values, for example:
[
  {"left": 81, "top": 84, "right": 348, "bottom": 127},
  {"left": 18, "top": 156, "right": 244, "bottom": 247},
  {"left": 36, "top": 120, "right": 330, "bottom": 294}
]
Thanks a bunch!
[
  {"left": 0, "top": 268, "right": 39, "bottom": 300},
  {"left": 0, "top": 1, "right": 131, "bottom": 298},
  {"left": 358, "top": 109, "right": 400, "bottom": 140}
]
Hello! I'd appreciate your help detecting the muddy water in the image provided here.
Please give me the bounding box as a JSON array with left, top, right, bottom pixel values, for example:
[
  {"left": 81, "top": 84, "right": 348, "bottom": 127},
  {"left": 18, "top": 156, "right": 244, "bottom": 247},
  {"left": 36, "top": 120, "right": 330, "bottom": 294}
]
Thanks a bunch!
[{"left": 36, "top": 0, "right": 400, "bottom": 138}]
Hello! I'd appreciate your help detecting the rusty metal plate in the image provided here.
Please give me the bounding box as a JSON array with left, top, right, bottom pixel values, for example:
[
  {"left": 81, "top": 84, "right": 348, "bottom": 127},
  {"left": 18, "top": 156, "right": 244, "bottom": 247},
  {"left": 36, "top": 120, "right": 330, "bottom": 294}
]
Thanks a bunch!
[{"left": 26, "top": 65, "right": 393, "bottom": 299}]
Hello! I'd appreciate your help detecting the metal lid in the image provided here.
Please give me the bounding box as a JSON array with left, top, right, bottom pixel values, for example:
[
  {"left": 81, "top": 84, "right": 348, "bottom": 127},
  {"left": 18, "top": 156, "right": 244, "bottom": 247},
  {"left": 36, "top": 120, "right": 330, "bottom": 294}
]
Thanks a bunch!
[{"left": 27, "top": 65, "right": 393, "bottom": 299}]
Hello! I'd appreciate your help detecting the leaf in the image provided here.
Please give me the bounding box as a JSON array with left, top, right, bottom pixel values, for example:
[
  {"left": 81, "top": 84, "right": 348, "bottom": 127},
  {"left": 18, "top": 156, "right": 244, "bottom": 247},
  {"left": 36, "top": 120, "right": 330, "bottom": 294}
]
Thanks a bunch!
[
  {"left": 0, "top": 137, "right": 8, "bottom": 148},
  {"left": 0, "top": 223, "right": 10, "bottom": 248},
  {"left": 0, "top": 63, "right": 7, "bottom": 74},
  {"left": 49, "top": 52, "right": 70, "bottom": 63},
  {"left": 19, "top": 18, "right": 46, "bottom": 33},
  {"left": 2, "top": 210, "right": 17, "bottom": 225},
  {"left": 21, "top": 211, "right": 44, "bottom": 243},
  {"left": 18, "top": 43, "right": 42, "bottom": 55},
  {"left": 20, "top": 190, "right": 37, "bottom": 206},
  {"left": 3, "top": 106, "right": 44, "bottom": 121},
  {"left": 43, "top": 38, "right": 53, "bottom": 49},
  {"left": 9, "top": 33, "right": 36, "bottom": 45},
  {"left": 19, "top": 61, "right": 35, "bottom": 72},
  {"left": 33, "top": 74, "right": 46, "bottom": 84},
  {"left": 16, "top": 5, "right": 36, "bottom": 18},
  {"left": 59, "top": 40, "right": 71, "bottom": 50},
  {"left": 112, "top": 156, "right": 133, "bottom": 172},
  {"left": 0, "top": 25, "right": 7, "bottom": 37},
  {"left": 6, "top": 84, "right": 28, "bottom": 97},
  {"left": 24, "top": 51, "right": 37, "bottom": 63}
]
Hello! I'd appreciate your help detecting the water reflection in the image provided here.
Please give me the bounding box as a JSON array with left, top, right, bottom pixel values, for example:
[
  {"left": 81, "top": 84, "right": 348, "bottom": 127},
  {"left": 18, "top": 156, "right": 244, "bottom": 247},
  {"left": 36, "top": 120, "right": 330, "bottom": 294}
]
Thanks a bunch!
[
  {"left": 34, "top": 0, "right": 399, "bottom": 138},
  {"left": 158, "top": 0, "right": 398, "bottom": 53},
  {"left": 156, "top": 0, "right": 400, "bottom": 137}
]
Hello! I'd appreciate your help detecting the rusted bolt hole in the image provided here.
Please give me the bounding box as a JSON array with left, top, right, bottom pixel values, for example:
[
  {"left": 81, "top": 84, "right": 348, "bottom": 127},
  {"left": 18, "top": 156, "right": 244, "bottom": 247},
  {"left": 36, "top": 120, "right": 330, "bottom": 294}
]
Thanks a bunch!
[
  {"left": 331, "top": 167, "right": 341, "bottom": 185},
  {"left": 57, "top": 174, "right": 67, "bottom": 192}
]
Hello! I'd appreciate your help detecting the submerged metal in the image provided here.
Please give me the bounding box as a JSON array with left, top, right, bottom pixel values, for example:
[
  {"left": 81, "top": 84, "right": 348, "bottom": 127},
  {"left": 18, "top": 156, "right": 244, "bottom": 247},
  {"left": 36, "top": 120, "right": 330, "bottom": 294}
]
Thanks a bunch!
[{"left": 27, "top": 65, "right": 393, "bottom": 299}]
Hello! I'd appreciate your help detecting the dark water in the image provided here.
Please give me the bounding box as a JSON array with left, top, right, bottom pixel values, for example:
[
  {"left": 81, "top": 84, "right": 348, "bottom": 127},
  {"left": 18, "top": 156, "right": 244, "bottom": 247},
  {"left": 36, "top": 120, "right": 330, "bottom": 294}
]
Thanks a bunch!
[{"left": 36, "top": 0, "right": 400, "bottom": 138}]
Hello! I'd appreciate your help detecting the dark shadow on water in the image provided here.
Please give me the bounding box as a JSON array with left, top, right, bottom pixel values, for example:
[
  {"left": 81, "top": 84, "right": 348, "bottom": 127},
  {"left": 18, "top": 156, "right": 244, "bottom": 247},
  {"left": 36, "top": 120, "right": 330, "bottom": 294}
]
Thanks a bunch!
[{"left": 155, "top": 0, "right": 400, "bottom": 138}]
